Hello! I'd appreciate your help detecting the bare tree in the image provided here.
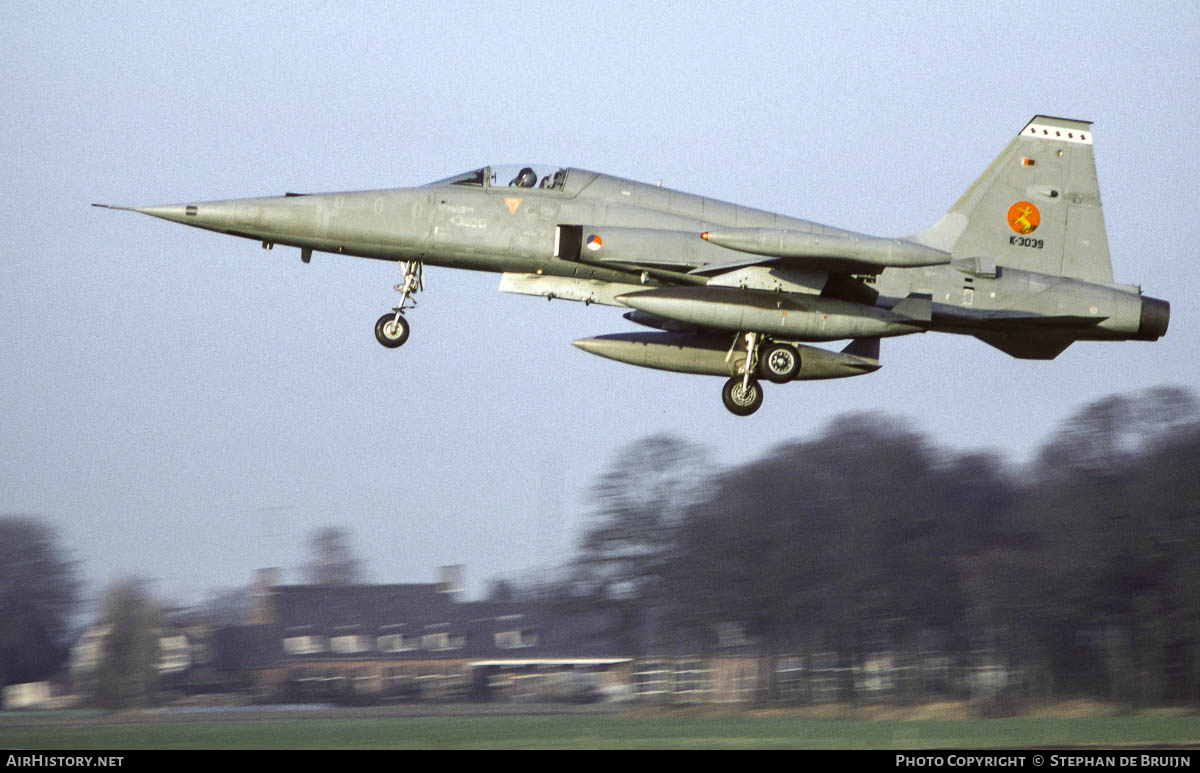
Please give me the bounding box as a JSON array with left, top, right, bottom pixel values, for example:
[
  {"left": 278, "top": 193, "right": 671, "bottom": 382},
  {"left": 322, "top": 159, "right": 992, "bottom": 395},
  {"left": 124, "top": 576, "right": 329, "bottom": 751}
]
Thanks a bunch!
[
  {"left": 0, "top": 516, "right": 79, "bottom": 687},
  {"left": 577, "top": 435, "right": 709, "bottom": 597},
  {"left": 93, "top": 579, "right": 160, "bottom": 709}
]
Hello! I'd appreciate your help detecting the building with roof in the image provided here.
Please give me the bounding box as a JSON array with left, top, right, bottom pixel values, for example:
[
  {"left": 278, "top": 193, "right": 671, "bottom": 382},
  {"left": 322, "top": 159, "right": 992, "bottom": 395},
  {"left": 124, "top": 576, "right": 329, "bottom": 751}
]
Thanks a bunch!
[
  {"left": 244, "top": 570, "right": 635, "bottom": 703},
  {"left": 62, "top": 568, "right": 998, "bottom": 708}
]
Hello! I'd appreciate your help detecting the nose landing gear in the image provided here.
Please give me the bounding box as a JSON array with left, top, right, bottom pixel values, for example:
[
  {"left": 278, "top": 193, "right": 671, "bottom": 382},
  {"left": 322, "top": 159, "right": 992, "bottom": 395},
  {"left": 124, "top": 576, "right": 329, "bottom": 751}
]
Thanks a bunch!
[{"left": 375, "top": 260, "right": 423, "bottom": 349}]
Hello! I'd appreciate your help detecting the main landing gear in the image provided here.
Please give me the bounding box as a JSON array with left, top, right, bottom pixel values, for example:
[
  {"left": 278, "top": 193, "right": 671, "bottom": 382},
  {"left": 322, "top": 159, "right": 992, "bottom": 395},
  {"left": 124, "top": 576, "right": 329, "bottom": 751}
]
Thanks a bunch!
[
  {"left": 374, "top": 260, "right": 423, "bottom": 349},
  {"left": 720, "top": 333, "right": 802, "bottom": 416}
]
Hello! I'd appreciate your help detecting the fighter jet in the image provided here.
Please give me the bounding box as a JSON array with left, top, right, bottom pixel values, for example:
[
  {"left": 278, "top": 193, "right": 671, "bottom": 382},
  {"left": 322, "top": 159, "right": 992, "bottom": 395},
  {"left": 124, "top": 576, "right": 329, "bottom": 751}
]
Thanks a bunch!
[{"left": 95, "top": 115, "right": 1168, "bottom": 416}]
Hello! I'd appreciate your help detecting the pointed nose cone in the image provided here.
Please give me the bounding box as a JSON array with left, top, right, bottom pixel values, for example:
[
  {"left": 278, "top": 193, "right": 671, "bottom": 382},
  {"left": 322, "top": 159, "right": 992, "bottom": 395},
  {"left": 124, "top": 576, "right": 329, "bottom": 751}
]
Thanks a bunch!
[
  {"left": 96, "top": 195, "right": 328, "bottom": 245},
  {"left": 135, "top": 201, "right": 236, "bottom": 229},
  {"left": 133, "top": 204, "right": 195, "bottom": 224},
  {"left": 92, "top": 200, "right": 235, "bottom": 229}
]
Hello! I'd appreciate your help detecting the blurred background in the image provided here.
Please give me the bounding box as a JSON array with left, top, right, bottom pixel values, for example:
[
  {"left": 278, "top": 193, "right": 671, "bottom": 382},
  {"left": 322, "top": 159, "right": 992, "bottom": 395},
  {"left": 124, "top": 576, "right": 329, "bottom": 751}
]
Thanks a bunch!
[{"left": 4, "top": 387, "right": 1198, "bottom": 711}]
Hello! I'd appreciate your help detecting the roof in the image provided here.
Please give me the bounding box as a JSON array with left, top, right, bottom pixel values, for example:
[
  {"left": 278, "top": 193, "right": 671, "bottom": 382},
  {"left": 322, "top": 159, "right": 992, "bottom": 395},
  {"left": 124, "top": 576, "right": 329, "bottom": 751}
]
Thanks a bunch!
[
  {"left": 270, "top": 584, "right": 455, "bottom": 633},
  {"left": 256, "top": 584, "right": 634, "bottom": 662}
]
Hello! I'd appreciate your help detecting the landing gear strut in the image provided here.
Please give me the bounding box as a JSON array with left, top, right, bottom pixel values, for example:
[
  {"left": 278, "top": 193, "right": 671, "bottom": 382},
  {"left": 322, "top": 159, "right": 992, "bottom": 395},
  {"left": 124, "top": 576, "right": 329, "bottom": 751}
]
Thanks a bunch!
[
  {"left": 375, "top": 260, "right": 423, "bottom": 349},
  {"left": 719, "top": 334, "right": 801, "bottom": 415},
  {"left": 722, "top": 332, "right": 764, "bottom": 416}
]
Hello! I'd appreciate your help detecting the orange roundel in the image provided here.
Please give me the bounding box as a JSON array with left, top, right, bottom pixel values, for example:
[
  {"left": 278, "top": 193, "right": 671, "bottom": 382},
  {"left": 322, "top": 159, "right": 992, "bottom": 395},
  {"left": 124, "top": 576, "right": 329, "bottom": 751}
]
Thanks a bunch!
[{"left": 1007, "top": 201, "right": 1040, "bottom": 234}]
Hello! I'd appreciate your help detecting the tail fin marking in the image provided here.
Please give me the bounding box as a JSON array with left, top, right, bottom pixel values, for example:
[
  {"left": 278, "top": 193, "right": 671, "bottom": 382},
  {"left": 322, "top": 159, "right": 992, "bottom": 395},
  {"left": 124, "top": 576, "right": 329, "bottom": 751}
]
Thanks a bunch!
[{"left": 914, "top": 115, "right": 1114, "bottom": 284}]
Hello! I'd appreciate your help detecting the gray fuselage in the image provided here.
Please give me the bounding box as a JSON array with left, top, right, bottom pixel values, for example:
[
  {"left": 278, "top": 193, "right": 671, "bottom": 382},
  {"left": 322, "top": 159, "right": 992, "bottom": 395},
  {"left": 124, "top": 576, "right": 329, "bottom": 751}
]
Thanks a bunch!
[{"left": 146, "top": 166, "right": 1156, "bottom": 345}]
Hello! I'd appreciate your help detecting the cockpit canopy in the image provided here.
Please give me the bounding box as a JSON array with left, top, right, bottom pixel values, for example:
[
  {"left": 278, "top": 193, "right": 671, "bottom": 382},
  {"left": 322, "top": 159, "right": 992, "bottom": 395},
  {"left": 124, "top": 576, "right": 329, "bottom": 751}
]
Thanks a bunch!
[{"left": 433, "top": 165, "right": 568, "bottom": 191}]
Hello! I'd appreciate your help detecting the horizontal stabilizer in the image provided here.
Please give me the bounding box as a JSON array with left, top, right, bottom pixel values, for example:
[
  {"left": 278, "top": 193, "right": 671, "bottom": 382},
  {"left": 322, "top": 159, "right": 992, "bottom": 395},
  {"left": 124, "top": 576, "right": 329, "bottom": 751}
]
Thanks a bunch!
[{"left": 975, "top": 332, "right": 1074, "bottom": 360}]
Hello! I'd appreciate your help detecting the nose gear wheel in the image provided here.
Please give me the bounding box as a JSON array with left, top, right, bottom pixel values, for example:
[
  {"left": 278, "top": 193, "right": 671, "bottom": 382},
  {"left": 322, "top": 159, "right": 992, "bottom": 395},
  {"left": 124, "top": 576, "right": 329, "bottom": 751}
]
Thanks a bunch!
[{"left": 375, "top": 313, "right": 410, "bottom": 347}]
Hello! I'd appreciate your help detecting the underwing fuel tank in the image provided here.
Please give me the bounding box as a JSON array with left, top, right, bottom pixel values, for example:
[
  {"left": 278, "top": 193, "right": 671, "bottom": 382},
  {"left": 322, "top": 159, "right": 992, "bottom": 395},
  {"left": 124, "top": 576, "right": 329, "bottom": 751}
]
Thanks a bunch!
[
  {"left": 571, "top": 332, "right": 881, "bottom": 380},
  {"left": 616, "top": 286, "right": 923, "bottom": 342}
]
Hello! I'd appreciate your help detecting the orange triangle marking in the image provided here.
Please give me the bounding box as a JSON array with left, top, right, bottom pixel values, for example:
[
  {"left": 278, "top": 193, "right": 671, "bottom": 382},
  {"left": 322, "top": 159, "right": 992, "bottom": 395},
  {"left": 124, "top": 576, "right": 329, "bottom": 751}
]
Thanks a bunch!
[{"left": 504, "top": 197, "right": 523, "bottom": 215}]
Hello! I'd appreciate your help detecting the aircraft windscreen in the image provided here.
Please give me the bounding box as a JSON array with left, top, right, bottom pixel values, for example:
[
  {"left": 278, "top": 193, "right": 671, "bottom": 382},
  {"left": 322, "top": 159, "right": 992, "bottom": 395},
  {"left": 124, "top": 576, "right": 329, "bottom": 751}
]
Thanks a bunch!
[
  {"left": 432, "top": 168, "right": 486, "bottom": 186},
  {"left": 431, "top": 166, "right": 567, "bottom": 190},
  {"left": 489, "top": 164, "right": 567, "bottom": 191}
]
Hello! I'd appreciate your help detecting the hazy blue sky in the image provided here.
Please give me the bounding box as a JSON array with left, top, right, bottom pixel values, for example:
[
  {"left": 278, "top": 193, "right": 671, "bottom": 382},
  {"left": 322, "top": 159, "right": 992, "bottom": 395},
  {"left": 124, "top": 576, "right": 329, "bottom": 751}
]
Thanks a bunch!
[{"left": 2, "top": 2, "right": 1196, "bottom": 606}]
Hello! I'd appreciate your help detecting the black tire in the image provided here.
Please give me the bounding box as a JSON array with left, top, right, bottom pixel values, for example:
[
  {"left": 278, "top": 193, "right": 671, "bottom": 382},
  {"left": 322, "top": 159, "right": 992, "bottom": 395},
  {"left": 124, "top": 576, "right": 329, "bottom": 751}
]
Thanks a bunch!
[
  {"left": 758, "top": 342, "right": 800, "bottom": 383},
  {"left": 722, "top": 376, "right": 763, "bottom": 416},
  {"left": 374, "top": 313, "right": 410, "bottom": 348}
]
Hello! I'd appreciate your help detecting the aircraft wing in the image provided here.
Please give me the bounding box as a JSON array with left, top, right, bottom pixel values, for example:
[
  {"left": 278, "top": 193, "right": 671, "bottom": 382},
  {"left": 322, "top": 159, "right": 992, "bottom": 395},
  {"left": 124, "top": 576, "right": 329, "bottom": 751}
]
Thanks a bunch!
[{"left": 497, "top": 273, "right": 647, "bottom": 307}]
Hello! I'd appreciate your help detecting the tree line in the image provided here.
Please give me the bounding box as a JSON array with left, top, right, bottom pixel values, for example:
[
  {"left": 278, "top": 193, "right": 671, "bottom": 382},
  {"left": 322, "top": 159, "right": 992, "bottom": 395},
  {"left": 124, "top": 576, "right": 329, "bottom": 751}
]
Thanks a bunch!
[{"left": 558, "top": 386, "right": 1200, "bottom": 707}]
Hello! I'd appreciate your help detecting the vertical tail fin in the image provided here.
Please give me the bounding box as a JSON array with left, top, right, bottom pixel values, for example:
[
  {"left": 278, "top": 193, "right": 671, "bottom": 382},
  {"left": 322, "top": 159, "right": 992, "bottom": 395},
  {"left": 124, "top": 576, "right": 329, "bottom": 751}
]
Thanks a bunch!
[{"left": 913, "top": 115, "right": 1114, "bottom": 283}]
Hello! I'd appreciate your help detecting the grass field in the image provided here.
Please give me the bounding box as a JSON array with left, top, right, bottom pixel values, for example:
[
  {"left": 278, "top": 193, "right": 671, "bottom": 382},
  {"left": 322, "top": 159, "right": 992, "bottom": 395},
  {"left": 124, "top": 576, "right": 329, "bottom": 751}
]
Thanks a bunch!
[{"left": 3, "top": 710, "right": 1200, "bottom": 749}]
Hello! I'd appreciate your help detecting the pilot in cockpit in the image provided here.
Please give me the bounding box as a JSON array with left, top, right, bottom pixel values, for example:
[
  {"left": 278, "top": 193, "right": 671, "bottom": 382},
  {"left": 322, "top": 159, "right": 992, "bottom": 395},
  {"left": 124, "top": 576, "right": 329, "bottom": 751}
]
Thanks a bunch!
[{"left": 509, "top": 167, "right": 538, "bottom": 188}]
